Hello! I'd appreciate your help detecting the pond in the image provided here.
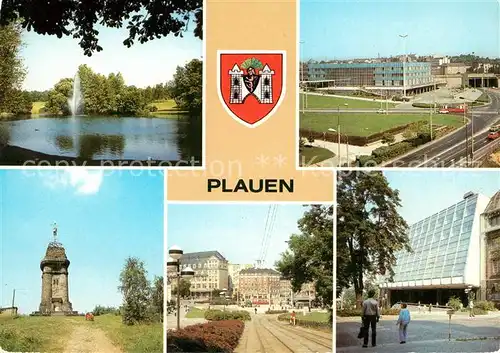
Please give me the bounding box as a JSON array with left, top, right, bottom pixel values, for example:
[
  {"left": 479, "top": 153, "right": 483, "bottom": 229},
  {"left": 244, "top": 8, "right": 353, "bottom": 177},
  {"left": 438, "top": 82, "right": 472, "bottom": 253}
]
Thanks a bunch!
[{"left": 0, "top": 115, "right": 202, "bottom": 162}]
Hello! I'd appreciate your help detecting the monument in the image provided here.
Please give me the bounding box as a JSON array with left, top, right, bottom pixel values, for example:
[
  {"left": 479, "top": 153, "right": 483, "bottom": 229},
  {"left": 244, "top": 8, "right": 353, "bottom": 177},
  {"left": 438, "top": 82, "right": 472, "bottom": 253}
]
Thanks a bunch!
[{"left": 34, "top": 223, "right": 78, "bottom": 315}]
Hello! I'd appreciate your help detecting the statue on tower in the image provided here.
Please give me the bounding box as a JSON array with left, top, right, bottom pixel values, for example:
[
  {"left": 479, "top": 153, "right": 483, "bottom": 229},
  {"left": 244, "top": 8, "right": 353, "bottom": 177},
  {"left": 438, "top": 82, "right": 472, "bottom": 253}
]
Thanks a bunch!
[{"left": 52, "top": 222, "right": 58, "bottom": 243}]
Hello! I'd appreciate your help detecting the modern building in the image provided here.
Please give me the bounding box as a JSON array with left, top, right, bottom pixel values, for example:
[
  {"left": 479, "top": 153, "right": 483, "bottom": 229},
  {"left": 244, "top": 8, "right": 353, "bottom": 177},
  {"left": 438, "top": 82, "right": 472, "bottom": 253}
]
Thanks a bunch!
[
  {"left": 239, "top": 268, "right": 281, "bottom": 304},
  {"left": 306, "top": 61, "right": 434, "bottom": 95},
  {"left": 480, "top": 191, "right": 500, "bottom": 305},
  {"left": 379, "top": 192, "right": 490, "bottom": 306},
  {"left": 228, "top": 263, "right": 253, "bottom": 299},
  {"left": 34, "top": 224, "right": 77, "bottom": 316},
  {"left": 174, "top": 251, "right": 229, "bottom": 299}
]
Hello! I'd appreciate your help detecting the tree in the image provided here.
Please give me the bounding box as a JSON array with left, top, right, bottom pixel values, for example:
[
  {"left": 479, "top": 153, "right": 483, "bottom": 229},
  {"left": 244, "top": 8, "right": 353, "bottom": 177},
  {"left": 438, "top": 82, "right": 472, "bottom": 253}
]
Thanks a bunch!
[
  {"left": 118, "top": 257, "right": 151, "bottom": 325},
  {"left": 276, "top": 205, "right": 333, "bottom": 316},
  {"left": 149, "top": 275, "right": 164, "bottom": 321},
  {"left": 171, "top": 278, "right": 191, "bottom": 298},
  {"left": 44, "top": 78, "right": 73, "bottom": 115},
  {"left": 0, "top": 23, "right": 26, "bottom": 114},
  {"left": 0, "top": 0, "right": 202, "bottom": 57},
  {"left": 169, "top": 59, "right": 202, "bottom": 114},
  {"left": 336, "top": 171, "right": 411, "bottom": 308}
]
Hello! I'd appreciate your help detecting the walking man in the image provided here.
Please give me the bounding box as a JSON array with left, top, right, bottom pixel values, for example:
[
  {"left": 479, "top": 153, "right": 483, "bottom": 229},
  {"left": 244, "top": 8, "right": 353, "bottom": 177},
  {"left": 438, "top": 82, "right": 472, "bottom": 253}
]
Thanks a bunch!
[
  {"left": 361, "top": 289, "right": 380, "bottom": 348},
  {"left": 469, "top": 300, "right": 475, "bottom": 318}
]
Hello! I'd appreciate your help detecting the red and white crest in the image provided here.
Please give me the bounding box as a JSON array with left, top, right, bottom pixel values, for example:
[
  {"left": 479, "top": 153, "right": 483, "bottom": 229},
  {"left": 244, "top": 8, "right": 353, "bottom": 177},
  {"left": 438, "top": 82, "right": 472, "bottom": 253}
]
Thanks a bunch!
[{"left": 218, "top": 50, "right": 286, "bottom": 128}]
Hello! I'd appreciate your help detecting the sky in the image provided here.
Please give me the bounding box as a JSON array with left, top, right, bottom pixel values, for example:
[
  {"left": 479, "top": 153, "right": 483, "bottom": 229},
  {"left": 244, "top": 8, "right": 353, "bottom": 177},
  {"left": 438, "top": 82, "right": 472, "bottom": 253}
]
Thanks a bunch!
[
  {"left": 383, "top": 170, "right": 500, "bottom": 225},
  {"left": 166, "top": 204, "right": 316, "bottom": 269},
  {"left": 0, "top": 169, "right": 164, "bottom": 314},
  {"left": 301, "top": 0, "right": 500, "bottom": 60},
  {"left": 21, "top": 23, "right": 202, "bottom": 91}
]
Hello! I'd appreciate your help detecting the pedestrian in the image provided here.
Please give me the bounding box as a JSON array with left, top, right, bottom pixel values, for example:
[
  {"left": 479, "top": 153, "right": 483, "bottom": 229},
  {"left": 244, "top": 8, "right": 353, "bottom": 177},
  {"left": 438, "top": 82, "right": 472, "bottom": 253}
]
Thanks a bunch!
[
  {"left": 361, "top": 289, "right": 380, "bottom": 348},
  {"left": 254, "top": 307, "right": 257, "bottom": 315},
  {"left": 396, "top": 303, "right": 411, "bottom": 344},
  {"left": 469, "top": 300, "right": 475, "bottom": 318},
  {"left": 290, "top": 310, "right": 296, "bottom": 325}
]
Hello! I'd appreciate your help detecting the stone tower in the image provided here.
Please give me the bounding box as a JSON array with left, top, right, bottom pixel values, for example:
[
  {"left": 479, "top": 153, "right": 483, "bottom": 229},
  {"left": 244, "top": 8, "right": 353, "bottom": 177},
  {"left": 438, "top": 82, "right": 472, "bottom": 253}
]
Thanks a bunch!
[{"left": 38, "top": 223, "right": 75, "bottom": 315}]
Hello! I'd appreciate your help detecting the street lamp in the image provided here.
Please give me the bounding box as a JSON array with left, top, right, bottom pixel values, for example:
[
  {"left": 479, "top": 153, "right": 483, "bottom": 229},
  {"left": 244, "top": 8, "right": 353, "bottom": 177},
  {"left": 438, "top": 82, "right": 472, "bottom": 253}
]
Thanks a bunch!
[
  {"left": 167, "top": 246, "right": 194, "bottom": 330},
  {"left": 334, "top": 103, "right": 349, "bottom": 167},
  {"left": 399, "top": 34, "right": 408, "bottom": 98},
  {"left": 459, "top": 96, "right": 475, "bottom": 154}
]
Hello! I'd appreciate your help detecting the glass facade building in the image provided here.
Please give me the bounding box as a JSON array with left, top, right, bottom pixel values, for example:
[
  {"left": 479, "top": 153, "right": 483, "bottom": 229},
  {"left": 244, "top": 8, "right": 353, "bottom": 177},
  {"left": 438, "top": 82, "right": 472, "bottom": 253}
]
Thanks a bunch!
[
  {"left": 306, "top": 62, "right": 432, "bottom": 93},
  {"left": 380, "top": 192, "right": 490, "bottom": 305}
]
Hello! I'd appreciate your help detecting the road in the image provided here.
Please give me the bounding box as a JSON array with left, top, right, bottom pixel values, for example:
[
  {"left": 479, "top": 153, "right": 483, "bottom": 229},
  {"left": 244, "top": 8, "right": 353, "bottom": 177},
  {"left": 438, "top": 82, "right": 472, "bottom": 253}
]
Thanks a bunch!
[
  {"left": 234, "top": 314, "right": 333, "bottom": 353},
  {"left": 382, "top": 89, "right": 500, "bottom": 167},
  {"left": 336, "top": 315, "right": 500, "bottom": 353},
  {"left": 304, "top": 108, "right": 498, "bottom": 115}
]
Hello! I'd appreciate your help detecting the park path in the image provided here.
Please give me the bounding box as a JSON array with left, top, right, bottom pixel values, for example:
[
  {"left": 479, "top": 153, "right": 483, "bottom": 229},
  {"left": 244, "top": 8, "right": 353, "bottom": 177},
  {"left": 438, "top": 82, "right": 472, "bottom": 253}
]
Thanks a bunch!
[{"left": 63, "top": 325, "right": 122, "bottom": 353}]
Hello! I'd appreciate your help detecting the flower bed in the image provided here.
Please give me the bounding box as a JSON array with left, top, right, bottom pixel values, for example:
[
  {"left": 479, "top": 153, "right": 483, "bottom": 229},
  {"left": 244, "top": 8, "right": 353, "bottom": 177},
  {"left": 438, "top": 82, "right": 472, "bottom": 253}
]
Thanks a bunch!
[{"left": 167, "top": 320, "right": 245, "bottom": 352}]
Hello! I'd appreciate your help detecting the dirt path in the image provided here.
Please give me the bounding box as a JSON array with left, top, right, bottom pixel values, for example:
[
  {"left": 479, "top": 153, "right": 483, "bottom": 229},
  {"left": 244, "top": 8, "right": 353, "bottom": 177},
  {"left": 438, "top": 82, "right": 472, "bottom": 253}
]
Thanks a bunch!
[{"left": 63, "top": 325, "right": 123, "bottom": 353}]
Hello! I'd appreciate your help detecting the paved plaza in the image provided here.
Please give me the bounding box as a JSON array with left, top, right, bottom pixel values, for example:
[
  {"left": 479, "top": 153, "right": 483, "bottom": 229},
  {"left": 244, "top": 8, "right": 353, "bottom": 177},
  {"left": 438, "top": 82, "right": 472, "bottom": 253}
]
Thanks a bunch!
[{"left": 337, "top": 313, "right": 500, "bottom": 353}]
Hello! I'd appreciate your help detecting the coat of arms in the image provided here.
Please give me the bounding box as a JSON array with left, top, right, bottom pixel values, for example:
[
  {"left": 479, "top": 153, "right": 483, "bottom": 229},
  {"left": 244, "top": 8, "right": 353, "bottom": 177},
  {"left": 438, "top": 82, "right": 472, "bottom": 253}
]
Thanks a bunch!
[{"left": 218, "top": 51, "right": 285, "bottom": 127}]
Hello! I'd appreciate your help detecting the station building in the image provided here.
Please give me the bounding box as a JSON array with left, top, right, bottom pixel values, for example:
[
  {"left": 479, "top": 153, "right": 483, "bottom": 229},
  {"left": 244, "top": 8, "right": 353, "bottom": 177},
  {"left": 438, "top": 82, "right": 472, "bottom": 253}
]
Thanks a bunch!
[{"left": 379, "top": 191, "right": 492, "bottom": 306}]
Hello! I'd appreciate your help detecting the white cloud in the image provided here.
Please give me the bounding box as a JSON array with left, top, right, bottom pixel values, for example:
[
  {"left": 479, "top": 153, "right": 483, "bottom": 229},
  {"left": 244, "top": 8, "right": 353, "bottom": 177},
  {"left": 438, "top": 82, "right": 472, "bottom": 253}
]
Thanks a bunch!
[{"left": 42, "top": 170, "right": 104, "bottom": 195}]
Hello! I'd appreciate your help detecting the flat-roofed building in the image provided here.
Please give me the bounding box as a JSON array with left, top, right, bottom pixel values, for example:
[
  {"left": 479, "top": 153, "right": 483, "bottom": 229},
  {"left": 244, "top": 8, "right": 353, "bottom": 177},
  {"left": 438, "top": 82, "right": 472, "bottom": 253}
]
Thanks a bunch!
[
  {"left": 380, "top": 192, "right": 490, "bottom": 306},
  {"left": 306, "top": 61, "right": 434, "bottom": 95}
]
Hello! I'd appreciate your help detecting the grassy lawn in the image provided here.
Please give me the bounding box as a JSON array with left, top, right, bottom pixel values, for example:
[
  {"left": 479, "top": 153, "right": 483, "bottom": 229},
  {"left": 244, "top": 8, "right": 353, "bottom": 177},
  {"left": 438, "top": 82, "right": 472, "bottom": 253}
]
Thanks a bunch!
[
  {"left": 299, "top": 146, "right": 335, "bottom": 165},
  {"left": 152, "top": 99, "right": 178, "bottom": 111},
  {"left": 300, "top": 112, "right": 464, "bottom": 136},
  {"left": 185, "top": 307, "right": 206, "bottom": 319},
  {"left": 31, "top": 101, "right": 46, "bottom": 115},
  {"left": 151, "top": 99, "right": 189, "bottom": 118},
  {"left": 300, "top": 93, "right": 397, "bottom": 110},
  {"left": 281, "top": 311, "right": 330, "bottom": 322},
  {"left": 0, "top": 315, "right": 77, "bottom": 352},
  {"left": 93, "top": 314, "right": 162, "bottom": 353}
]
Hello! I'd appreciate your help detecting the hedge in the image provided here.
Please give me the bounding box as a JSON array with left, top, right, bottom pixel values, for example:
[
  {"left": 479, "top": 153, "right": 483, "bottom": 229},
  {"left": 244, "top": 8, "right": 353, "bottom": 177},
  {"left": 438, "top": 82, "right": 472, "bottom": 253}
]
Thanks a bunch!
[
  {"left": 277, "top": 313, "right": 331, "bottom": 330},
  {"left": 167, "top": 320, "right": 245, "bottom": 352},
  {"left": 299, "top": 121, "right": 428, "bottom": 147},
  {"left": 336, "top": 308, "right": 400, "bottom": 317},
  {"left": 204, "top": 309, "right": 251, "bottom": 321},
  {"left": 265, "top": 310, "right": 288, "bottom": 314}
]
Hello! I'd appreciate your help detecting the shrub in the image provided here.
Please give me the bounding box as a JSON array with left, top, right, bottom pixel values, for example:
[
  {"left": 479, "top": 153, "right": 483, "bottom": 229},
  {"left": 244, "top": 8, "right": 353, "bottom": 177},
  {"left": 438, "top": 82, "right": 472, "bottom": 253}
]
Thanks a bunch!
[
  {"left": 265, "top": 310, "right": 288, "bottom": 314},
  {"left": 371, "top": 141, "right": 414, "bottom": 161},
  {"left": 336, "top": 309, "right": 362, "bottom": 317},
  {"left": 381, "top": 308, "right": 400, "bottom": 316},
  {"left": 474, "top": 301, "right": 497, "bottom": 311},
  {"left": 447, "top": 296, "right": 462, "bottom": 311},
  {"left": 460, "top": 308, "right": 488, "bottom": 315},
  {"left": 204, "top": 309, "right": 251, "bottom": 321},
  {"left": 167, "top": 320, "right": 245, "bottom": 352}
]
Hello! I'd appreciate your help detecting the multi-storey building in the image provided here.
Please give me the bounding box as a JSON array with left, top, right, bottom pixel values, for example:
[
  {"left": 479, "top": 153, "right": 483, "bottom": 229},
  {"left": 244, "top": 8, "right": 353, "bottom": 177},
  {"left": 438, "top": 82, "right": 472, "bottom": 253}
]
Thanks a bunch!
[
  {"left": 379, "top": 192, "right": 490, "bottom": 306},
  {"left": 306, "top": 61, "right": 434, "bottom": 95},
  {"left": 481, "top": 192, "right": 500, "bottom": 305},
  {"left": 239, "top": 268, "right": 281, "bottom": 304},
  {"left": 279, "top": 279, "right": 316, "bottom": 307},
  {"left": 228, "top": 263, "right": 253, "bottom": 299},
  {"left": 174, "top": 251, "right": 229, "bottom": 299}
]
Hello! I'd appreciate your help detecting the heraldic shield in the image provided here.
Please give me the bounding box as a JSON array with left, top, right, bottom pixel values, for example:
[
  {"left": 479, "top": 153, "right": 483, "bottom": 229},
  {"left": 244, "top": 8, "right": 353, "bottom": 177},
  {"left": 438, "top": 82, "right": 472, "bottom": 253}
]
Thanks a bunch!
[{"left": 218, "top": 51, "right": 285, "bottom": 127}]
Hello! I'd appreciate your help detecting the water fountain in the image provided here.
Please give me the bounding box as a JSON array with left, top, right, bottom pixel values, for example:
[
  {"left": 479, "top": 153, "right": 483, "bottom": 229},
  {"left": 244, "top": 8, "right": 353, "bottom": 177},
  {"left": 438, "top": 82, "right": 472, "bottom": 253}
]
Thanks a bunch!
[{"left": 67, "top": 72, "right": 83, "bottom": 116}]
